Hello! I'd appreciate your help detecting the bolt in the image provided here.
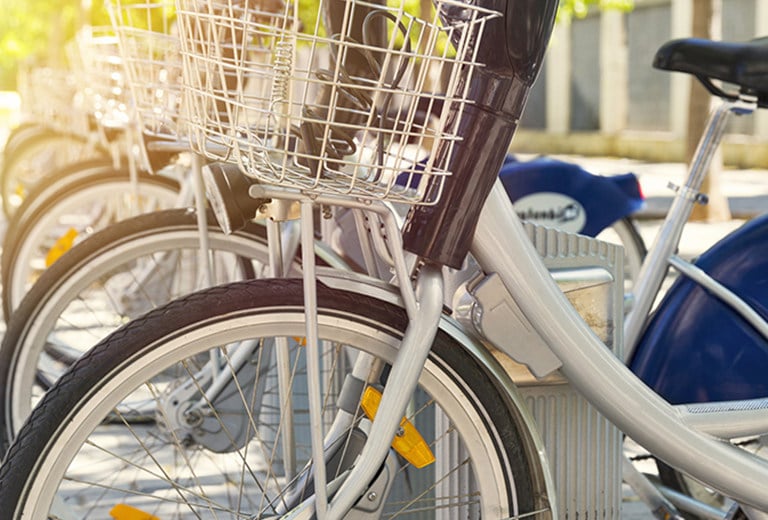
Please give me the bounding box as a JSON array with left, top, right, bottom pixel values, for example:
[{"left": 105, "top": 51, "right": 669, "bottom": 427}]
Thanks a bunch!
[
  {"left": 184, "top": 408, "right": 204, "bottom": 427},
  {"left": 367, "top": 492, "right": 377, "bottom": 502}
]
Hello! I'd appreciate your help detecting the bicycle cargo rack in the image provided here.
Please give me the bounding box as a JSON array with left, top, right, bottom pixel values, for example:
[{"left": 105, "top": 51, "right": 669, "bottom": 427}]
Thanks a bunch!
[{"left": 455, "top": 223, "right": 624, "bottom": 520}]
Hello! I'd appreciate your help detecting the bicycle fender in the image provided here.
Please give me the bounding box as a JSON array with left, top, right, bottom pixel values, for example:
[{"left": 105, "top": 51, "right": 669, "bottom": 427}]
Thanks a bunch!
[
  {"left": 500, "top": 156, "right": 644, "bottom": 236},
  {"left": 315, "top": 266, "right": 558, "bottom": 514},
  {"left": 629, "top": 213, "right": 768, "bottom": 404}
]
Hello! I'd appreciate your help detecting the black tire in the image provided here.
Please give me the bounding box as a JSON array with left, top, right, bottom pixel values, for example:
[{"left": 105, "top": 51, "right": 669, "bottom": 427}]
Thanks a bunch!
[
  {"left": 1, "top": 157, "right": 180, "bottom": 318},
  {"left": 0, "top": 279, "right": 545, "bottom": 518},
  {"left": 0, "top": 208, "right": 277, "bottom": 452}
]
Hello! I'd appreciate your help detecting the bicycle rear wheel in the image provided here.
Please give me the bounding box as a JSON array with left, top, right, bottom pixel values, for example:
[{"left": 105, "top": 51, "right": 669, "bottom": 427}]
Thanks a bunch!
[
  {"left": 0, "top": 278, "right": 547, "bottom": 519},
  {"left": 0, "top": 208, "right": 278, "bottom": 451}
]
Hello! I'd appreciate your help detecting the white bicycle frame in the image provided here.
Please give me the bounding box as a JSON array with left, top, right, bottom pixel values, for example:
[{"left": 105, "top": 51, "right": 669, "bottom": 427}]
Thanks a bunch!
[
  {"left": 90, "top": 3, "right": 768, "bottom": 511},
  {"left": 237, "top": 174, "right": 766, "bottom": 520},
  {"left": 472, "top": 179, "right": 768, "bottom": 512},
  {"left": 225, "top": 175, "right": 761, "bottom": 520},
  {"left": 623, "top": 95, "right": 765, "bottom": 357},
  {"left": 242, "top": 91, "right": 768, "bottom": 514}
]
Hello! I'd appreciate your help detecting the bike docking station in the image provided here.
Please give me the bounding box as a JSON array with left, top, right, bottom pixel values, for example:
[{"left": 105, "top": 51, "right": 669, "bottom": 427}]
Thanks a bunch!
[{"left": 454, "top": 222, "right": 625, "bottom": 519}]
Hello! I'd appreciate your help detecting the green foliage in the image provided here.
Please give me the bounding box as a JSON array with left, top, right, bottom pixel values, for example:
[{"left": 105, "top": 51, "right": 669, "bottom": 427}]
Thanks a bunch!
[
  {"left": 558, "top": 0, "right": 634, "bottom": 22},
  {"left": 0, "top": 0, "right": 634, "bottom": 89},
  {"left": 0, "top": 0, "right": 82, "bottom": 88},
  {"left": 298, "top": 0, "right": 323, "bottom": 36},
  {"left": 0, "top": 0, "right": 172, "bottom": 89}
]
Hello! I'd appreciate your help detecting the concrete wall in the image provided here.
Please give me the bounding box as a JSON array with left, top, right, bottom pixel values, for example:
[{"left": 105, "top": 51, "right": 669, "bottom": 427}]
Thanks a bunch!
[{"left": 513, "top": 0, "right": 768, "bottom": 167}]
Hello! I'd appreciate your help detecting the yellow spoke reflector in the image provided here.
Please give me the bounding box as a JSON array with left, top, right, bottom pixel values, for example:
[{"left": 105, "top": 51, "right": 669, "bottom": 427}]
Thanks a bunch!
[
  {"left": 360, "top": 386, "right": 435, "bottom": 469},
  {"left": 110, "top": 504, "right": 160, "bottom": 520},
  {"left": 292, "top": 336, "right": 307, "bottom": 346},
  {"left": 45, "top": 227, "right": 78, "bottom": 267}
]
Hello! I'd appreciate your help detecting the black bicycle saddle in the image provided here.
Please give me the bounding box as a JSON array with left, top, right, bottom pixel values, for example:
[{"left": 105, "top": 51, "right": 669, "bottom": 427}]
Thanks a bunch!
[{"left": 653, "top": 37, "right": 768, "bottom": 106}]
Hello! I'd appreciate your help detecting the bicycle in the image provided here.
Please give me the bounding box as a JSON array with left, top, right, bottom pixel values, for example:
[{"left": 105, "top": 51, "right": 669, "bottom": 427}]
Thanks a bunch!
[
  {"left": 3, "top": 1, "right": 768, "bottom": 519},
  {"left": 0, "top": 0, "right": 338, "bottom": 451},
  {"left": 499, "top": 154, "right": 646, "bottom": 288},
  {"left": 0, "top": 154, "right": 183, "bottom": 317},
  {"left": 0, "top": 2, "right": 651, "bottom": 319},
  {"left": 0, "top": 67, "right": 106, "bottom": 217},
  {"left": 0, "top": 26, "right": 190, "bottom": 317},
  {"left": 0, "top": 204, "right": 355, "bottom": 452}
]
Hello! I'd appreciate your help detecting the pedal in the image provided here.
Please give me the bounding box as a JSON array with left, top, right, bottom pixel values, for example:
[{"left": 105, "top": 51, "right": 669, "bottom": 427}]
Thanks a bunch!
[{"left": 360, "top": 386, "right": 435, "bottom": 468}]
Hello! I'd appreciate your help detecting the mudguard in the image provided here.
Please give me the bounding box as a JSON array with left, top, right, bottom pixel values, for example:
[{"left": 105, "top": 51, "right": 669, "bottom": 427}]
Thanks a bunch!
[
  {"left": 629, "top": 213, "right": 768, "bottom": 404},
  {"left": 500, "top": 156, "right": 644, "bottom": 236}
]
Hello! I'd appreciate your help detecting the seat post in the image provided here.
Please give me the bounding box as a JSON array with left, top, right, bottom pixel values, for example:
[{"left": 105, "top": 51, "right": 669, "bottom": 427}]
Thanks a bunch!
[{"left": 623, "top": 95, "right": 756, "bottom": 356}]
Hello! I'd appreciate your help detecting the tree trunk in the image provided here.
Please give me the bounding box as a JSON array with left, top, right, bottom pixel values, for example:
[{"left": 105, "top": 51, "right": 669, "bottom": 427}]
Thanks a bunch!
[{"left": 688, "top": 0, "right": 731, "bottom": 222}]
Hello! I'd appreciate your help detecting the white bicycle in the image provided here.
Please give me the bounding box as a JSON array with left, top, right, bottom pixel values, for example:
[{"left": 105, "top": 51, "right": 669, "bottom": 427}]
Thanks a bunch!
[{"left": 2, "top": 1, "right": 768, "bottom": 519}]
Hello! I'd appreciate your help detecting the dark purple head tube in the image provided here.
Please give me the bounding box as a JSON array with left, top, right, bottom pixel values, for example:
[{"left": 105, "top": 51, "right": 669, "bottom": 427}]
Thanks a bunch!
[{"left": 402, "top": 0, "right": 558, "bottom": 269}]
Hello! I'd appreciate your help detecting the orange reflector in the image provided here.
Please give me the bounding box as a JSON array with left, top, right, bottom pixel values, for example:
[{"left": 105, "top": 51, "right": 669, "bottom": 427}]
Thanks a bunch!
[
  {"left": 45, "top": 227, "right": 78, "bottom": 267},
  {"left": 360, "top": 386, "right": 435, "bottom": 468},
  {"left": 110, "top": 504, "right": 160, "bottom": 520}
]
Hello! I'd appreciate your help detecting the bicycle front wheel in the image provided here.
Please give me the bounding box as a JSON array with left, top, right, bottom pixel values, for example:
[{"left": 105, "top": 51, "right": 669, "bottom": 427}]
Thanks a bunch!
[
  {"left": 0, "top": 278, "right": 544, "bottom": 519},
  {"left": 0, "top": 127, "right": 101, "bottom": 217}
]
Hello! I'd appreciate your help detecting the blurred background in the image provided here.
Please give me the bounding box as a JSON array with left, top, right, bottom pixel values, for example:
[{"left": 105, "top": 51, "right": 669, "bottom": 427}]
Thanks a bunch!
[{"left": 2, "top": 0, "right": 763, "bottom": 221}]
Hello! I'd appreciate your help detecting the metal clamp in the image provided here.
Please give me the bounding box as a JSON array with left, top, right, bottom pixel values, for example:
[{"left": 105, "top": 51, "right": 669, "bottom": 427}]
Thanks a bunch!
[{"left": 667, "top": 182, "right": 709, "bottom": 205}]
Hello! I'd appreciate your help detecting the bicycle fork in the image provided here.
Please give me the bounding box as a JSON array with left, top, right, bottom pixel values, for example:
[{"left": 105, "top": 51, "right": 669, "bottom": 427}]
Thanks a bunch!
[{"left": 286, "top": 199, "right": 445, "bottom": 520}]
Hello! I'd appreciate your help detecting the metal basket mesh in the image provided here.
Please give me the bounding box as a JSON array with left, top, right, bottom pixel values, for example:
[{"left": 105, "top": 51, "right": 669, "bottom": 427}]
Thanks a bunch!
[
  {"left": 73, "top": 26, "right": 131, "bottom": 131},
  {"left": 108, "top": 0, "right": 184, "bottom": 140},
  {"left": 177, "top": 0, "right": 499, "bottom": 204},
  {"left": 17, "top": 68, "right": 79, "bottom": 132}
]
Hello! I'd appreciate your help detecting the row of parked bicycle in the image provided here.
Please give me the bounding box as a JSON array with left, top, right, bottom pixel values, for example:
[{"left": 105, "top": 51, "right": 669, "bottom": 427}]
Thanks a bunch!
[{"left": 1, "top": 0, "right": 768, "bottom": 518}]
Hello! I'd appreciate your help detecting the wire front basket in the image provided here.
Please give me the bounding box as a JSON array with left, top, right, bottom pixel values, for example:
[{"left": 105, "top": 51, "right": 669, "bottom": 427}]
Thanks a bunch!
[
  {"left": 177, "top": 0, "right": 499, "bottom": 205},
  {"left": 16, "top": 67, "right": 89, "bottom": 136},
  {"left": 108, "top": 0, "right": 184, "bottom": 141},
  {"left": 73, "top": 26, "right": 131, "bottom": 131}
]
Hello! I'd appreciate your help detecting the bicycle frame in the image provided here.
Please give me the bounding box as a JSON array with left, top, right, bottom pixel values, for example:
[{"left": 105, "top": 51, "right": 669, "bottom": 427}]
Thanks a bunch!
[
  {"left": 623, "top": 97, "right": 755, "bottom": 355},
  {"left": 71, "top": 0, "right": 768, "bottom": 517},
  {"left": 246, "top": 3, "right": 768, "bottom": 514},
  {"left": 247, "top": 162, "right": 768, "bottom": 516},
  {"left": 471, "top": 179, "right": 768, "bottom": 511}
]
